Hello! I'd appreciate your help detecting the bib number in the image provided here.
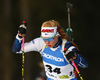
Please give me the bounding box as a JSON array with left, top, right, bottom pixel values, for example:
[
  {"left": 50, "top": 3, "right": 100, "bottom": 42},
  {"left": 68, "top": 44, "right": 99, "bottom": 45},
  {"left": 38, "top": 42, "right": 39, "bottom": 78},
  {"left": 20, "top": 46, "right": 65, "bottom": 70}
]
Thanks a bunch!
[{"left": 46, "top": 65, "right": 61, "bottom": 74}]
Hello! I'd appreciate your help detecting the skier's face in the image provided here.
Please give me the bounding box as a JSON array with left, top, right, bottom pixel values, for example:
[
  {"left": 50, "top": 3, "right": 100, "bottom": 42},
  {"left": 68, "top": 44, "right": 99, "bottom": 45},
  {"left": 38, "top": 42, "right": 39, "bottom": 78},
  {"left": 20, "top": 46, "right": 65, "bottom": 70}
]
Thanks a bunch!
[{"left": 44, "top": 36, "right": 59, "bottom": 48}]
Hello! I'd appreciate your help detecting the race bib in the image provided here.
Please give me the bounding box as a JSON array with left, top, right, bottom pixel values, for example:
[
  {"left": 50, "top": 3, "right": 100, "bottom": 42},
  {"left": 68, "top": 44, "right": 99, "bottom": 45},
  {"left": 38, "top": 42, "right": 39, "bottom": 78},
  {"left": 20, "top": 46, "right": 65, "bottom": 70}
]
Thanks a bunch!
[{"left": 43, "top": 61, "right": 75, "bottom": 80}]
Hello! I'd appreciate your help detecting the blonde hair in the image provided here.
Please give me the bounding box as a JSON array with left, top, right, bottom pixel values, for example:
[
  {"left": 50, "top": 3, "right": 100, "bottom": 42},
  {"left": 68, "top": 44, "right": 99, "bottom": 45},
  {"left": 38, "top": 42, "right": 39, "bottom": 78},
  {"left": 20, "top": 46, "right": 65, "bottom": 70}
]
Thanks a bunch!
[
  {"left": 42, "top": 20, "right": 56, "bottom": 27},
  {"left": 41, "top": 20, "right": 79, "bottom": 50}
]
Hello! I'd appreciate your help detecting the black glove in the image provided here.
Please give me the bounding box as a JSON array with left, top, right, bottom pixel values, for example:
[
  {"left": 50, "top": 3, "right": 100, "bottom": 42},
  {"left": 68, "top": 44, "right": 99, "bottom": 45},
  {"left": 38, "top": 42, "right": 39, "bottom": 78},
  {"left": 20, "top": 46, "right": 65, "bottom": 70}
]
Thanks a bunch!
[
  {"left": 66, "top": 51, "right": 77, "bottom": 60},
  {"left": 18, "top": 24, "right": 26, "bottom": 35}
]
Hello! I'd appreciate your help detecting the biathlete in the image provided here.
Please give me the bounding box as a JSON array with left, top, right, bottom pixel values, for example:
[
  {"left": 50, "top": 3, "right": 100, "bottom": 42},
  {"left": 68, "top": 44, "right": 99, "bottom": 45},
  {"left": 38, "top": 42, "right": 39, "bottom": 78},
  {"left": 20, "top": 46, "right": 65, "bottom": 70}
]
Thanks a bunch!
[{"left": 12, "top": 20, "right": 88, "bottom": 80}]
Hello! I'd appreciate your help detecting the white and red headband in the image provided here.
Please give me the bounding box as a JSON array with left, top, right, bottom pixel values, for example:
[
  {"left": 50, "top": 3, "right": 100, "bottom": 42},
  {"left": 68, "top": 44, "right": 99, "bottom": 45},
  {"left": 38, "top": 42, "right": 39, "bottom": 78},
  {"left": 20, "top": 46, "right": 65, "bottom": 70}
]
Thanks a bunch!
[{"left": 41, "top": 26, "right": 59, "bottom": 37}]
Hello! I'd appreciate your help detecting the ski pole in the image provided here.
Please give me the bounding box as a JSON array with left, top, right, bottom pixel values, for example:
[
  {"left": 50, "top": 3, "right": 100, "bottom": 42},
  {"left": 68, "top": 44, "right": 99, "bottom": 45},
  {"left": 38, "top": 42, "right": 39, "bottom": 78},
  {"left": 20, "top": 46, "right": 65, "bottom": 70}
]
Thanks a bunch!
[
  {"left": 66, "top": 2, "right": 83, "bottom": 80},
  {"left": 22, "top": 21, "right": 26, "bottom": 80},
  {"left": 66, "top": 2, "right": 73, "bottom": 41},
  {"left": 72, "top": 61, "right": 83, "bottom": 80}
]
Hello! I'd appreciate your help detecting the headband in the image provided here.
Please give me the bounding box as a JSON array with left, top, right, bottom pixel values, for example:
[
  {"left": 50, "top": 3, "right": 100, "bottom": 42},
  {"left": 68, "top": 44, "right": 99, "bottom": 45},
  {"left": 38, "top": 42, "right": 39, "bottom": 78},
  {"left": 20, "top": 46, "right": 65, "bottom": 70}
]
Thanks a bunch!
[{"left": 41, "top": 26, "right": 58, "bottom": 37}]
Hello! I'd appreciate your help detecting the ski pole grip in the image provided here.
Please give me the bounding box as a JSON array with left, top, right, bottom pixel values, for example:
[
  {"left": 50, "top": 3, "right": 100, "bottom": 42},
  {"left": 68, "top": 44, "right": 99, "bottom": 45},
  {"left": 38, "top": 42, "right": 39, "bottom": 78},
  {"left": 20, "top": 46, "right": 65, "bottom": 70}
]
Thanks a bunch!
[
  {"left": 66, "top": 2, "right": 73, "bottom": 13},
  {"left": 23, "top": 21, "right": 27, "bottom": 26},
  {"left": 66, "top": 2, "right": 73, "bottom": 9}
]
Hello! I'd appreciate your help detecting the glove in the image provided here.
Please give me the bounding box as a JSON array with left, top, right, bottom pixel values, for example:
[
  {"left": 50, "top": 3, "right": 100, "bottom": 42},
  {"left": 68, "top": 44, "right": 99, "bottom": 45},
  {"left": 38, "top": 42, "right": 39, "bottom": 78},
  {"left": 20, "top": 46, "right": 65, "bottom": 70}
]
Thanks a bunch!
[
  {"left": 67, "top": 51, "right": 77, "bottom": 60},
  {"left": 18, "top": 24, "right": 26, "bottom": 36}
]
